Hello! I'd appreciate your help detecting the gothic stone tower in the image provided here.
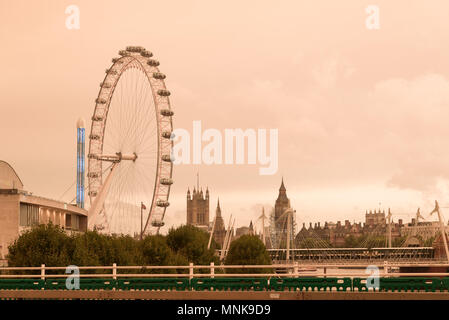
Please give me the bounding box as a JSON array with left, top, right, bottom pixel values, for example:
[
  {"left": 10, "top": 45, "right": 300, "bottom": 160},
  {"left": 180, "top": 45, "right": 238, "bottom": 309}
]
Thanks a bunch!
[
  {"left": 186, "top": 187, "right": 210, "bottom": 230},
  {"left": 275, "top": 178, "right": 291, "bottom": 230},
  {"left": 271, "top": 178, "right": 294, "bottom": 249},
  {"left": 212, "top": 199, "right": 226, "bottom": 247}
]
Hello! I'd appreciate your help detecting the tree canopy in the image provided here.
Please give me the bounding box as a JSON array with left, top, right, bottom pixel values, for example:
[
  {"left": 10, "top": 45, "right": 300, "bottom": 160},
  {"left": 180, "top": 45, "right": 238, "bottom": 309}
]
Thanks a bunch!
[
  {"left": 166, "top": 225, "right": 219, "bottom": 265},
  {"left": 7, "top": 223, "right": 73, "bottom": 267},
  {"left": 224, "top": 235, "right": 272, "bottom": 273},
  {"left": 7, "top": 223, "right": 219, "bottom": 268}
]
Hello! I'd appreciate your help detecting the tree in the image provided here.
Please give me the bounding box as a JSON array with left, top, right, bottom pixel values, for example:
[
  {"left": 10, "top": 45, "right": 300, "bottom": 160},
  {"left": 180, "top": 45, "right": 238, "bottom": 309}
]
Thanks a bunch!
[
  {"left": 71, "top": 231, "right": 115, "bottom": 267},
  {"left": 166, "top": 225, "right": 218, "bottom": 266},
  {"left": 392, "top": 236, "right": 408, "bottom": 247},
  {"left": 423, "top": 236, "right": 435, "bottom": 247},
  {"left": 111, "top": 234, "right": 141, "bottom": 266},
  {"left": 8, "top": 223, "right": 221, "bottom": 271},
  {"left": 224, "top": 235, "right": 272, "bottom": 273},
  {"left": 344, "top": 235, "right": 360, "bottom": 248},
  {"left": 296, "top": 237, "right": 332, "bottom": 248},
  {"left": 141, "top": 235, "right": 175, "bottom": 265},
  {"left": 140, "top": 235, "right": 188, "bottom": 273},
  {"left": 7, "top": 223, "right": 72, "bottom": 268},
  {"left": 355, "top": 235, "right": 386, "bottom": 249}
]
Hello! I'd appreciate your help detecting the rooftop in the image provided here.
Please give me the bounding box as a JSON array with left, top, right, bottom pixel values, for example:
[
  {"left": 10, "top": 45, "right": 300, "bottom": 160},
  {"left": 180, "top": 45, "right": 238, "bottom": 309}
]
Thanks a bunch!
[{"left": 0, "top": 160, "right": 23, "bottom": 190}]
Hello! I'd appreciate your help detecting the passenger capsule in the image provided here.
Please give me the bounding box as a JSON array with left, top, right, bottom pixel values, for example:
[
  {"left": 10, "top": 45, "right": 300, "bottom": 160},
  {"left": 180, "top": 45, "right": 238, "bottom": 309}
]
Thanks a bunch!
[
  {"left": 87, "top": 172, "right": 100, "bottom": 178},
  {"left": 126, "top": 46, "right": 144, "bottom": 52},
  {"left": 151, "top": 220, "right": 165, "bottom": 227},
  {"left": 157, "top": 89, "right": 171, "bottom": 97},
  {"left": 156, "top": 200, "right": 170, "bottom": 207},
  {"left": 118, "top": 50, "right": 130, "bottom": 56},
  {"left": 105, "top": 69, "right": 118, "bottom": 75},
  {"left": 153, "top": 72, "right": 166, "bottom": 80},
  {"left": 100, "top": 82, "right": 112, "bottom": 88},
  {"left": 92, "top": 115, "right": 103, "bottom": 121},
  {"left": 160, "top": 178, "right": 173, "bottom": 185},
  {"left": 89, "top": 134, "right": 101, "bottom": 140},
  {"left": 162, "top": 131, "right": 173, "bottom": 139},
  {"left": 141, "top": 50, "right": 153, "bottom": 58},
  {"left": 88, "top": 191, "right": 98, "bottom": 196},
  {"left": 95, "top": 98, "right": 107, "bottom": 104},
  {"left": 161, "top": 155, "right": 173, "bottom": 162},
  {"left": 160, "top": 109, "right": 174, "bottom": 117},
  {"left": 147, "top": 59, "right": 160, "bottom": 67},
  {"left": 87, "top": 153, "right": 97, "bottom": 159},
  {"left": 111, "top": 57, "right": 123, "bottom": 63}
]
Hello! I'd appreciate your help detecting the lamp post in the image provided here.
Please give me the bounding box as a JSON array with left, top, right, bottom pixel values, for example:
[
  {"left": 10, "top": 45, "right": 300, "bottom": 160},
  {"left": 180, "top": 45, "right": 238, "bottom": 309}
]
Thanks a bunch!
[{"left": 140, "top": 202, "right": 146, "bottom": 240}]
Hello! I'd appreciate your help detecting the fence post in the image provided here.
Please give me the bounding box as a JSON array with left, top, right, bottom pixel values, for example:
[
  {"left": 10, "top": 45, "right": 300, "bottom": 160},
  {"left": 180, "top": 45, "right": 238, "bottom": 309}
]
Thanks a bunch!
[
  {"left": 112, "top": 263, "right": 117, "bottom": 280},
  {"left": 189, "top": 262, "right": 194, "bottom": 280},
  {"left": 210, "top": 262, "right": 215, "bottom": 278},
  {"left": 41, "top": 264, "right": 45, "bottom": 280},
  {"left": 383, "top": 261, "right": 388, "bottom": 276},
  {"left": 293, "top": 262, "right": 298, "bottom": 277}
]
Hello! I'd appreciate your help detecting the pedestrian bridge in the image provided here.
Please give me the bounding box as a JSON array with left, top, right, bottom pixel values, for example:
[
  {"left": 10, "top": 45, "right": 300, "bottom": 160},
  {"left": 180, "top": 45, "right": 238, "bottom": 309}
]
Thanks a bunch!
[{"left": 268, "top": 247, "right": 436, "bottom": 263}]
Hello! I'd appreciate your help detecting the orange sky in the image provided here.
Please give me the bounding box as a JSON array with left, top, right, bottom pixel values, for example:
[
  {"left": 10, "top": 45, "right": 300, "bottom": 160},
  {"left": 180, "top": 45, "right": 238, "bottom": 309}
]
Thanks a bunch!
[{"left": 2, "top": 0, "right": 449, "bottom": 231}]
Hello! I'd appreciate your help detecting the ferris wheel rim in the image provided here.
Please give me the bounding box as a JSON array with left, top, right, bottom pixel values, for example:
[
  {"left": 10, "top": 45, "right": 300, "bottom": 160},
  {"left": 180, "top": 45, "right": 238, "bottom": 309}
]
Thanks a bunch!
[{"left": 87, "top": 47, "right": 173, "bottom": 235}]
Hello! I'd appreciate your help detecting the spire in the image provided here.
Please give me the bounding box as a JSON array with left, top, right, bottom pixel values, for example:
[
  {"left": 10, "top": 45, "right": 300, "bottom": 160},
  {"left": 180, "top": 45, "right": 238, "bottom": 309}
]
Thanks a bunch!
[
  {"left": 276, "top": 177, "right": 288, "bottom": 202},
  {"left": 216, "top": 198, "right": 222, "bottom": 217},
  {"left": 279, "top": 177, "right": 286, "bottom": 191},
  {"left": 197, "top": 171, "right": 199, "bottom": 190}
]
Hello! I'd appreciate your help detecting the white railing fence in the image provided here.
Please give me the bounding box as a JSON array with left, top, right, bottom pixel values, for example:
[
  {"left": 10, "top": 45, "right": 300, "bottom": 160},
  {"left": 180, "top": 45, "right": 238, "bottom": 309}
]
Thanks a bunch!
[{"left": 0, "top": 262, "right": 449, "bottom": 279}]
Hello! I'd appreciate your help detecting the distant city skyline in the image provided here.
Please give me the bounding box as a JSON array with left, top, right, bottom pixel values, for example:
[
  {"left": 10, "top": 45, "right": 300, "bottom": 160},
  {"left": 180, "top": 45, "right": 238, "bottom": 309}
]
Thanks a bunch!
[{"left": 2, "top": 1, "right": 449, "bottom": 233}]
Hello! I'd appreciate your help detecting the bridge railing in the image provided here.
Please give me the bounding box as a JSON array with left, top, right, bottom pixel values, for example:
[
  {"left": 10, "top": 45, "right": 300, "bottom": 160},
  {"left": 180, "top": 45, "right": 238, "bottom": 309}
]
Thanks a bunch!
[{"left": 1, "top": 262, "right": 449, "bottom": 280}]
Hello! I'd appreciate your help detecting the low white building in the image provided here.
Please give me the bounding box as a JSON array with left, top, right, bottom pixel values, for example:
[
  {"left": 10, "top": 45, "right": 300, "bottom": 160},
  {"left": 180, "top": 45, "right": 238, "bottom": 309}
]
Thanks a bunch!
[{"left": 0, "top": 160, "right": 87, "bottom": 262}]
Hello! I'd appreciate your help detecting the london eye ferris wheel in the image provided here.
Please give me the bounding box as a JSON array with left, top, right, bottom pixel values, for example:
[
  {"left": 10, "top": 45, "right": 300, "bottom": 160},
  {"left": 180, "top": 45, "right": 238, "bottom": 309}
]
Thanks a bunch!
[{"left": 87, "top": 46, "right": 174, "bottom": 236}]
